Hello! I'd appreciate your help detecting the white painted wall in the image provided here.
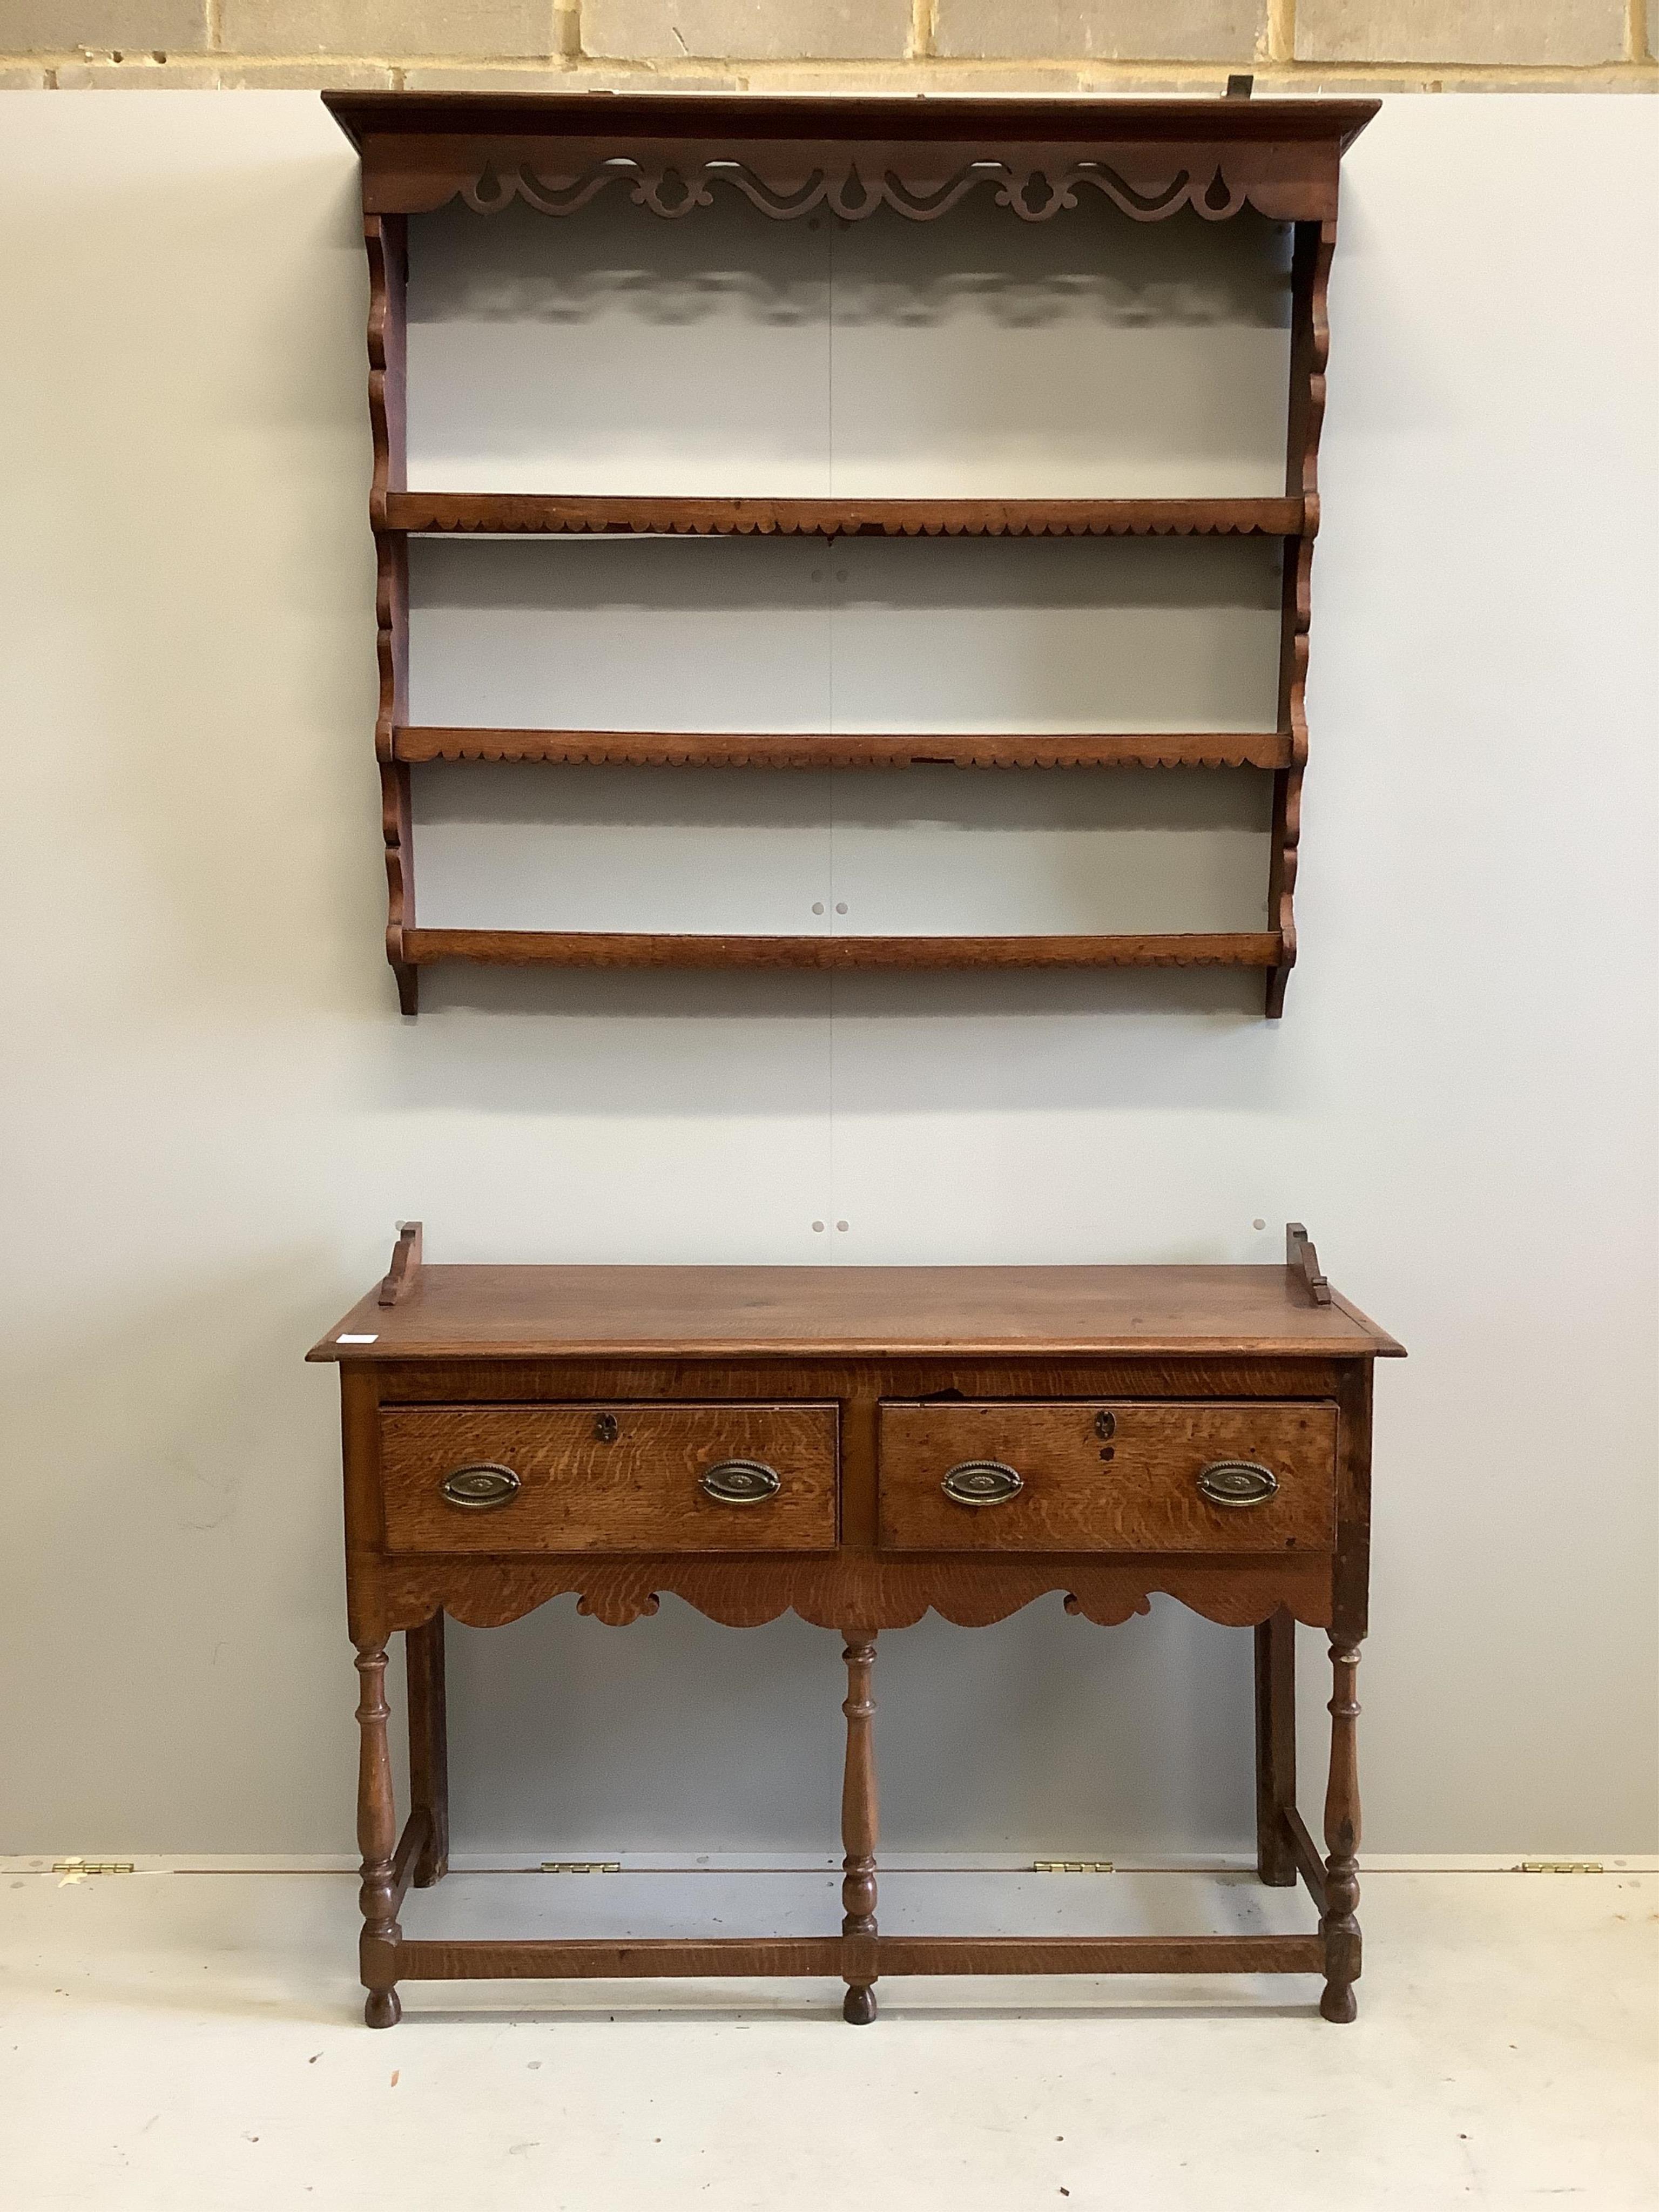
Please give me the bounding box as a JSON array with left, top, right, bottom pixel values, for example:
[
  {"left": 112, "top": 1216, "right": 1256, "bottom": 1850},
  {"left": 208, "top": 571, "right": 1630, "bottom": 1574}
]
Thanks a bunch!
[{"left": 1, "top": 94, "right": 1654, "bottom": 1857}]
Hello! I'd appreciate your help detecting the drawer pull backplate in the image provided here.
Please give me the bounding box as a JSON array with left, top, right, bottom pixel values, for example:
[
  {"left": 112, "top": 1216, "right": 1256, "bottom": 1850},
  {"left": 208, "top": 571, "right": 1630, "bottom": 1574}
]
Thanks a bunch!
[
  {"left": 699, "top": 1459, "right": 782, "bottom": 1506},
  {"left": 941, "top": 1460, "right": 1024, "bottom": 1507},
  {"left": 440, "top": 1463, "right": 521, "bottom": 1511},
  {"left": 1196, "top": 1459, "right": 1278, "bottom": 1509}
]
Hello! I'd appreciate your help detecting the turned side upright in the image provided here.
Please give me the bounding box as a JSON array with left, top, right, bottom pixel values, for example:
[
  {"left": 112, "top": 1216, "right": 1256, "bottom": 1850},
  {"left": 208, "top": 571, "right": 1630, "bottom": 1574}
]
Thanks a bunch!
[
  {"left": 354, "top": 1641, "right": 402, "bottom": 2029},
  {"left": 840, "top": 1635, "right": 879, "bottom": 2025},
  {"left": 352, "top": 1608, "right": 1368, "bottom": 2028},
  {"left": 1320, "top": 1640, "right": 1364, "bottom": 2022}
]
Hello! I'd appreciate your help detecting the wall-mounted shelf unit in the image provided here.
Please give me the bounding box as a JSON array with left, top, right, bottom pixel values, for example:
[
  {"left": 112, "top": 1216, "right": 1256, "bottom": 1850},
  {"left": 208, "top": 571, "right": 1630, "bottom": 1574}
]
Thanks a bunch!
[{"left": 325, "top": 91, "right": 1376, "bottom": 1016}]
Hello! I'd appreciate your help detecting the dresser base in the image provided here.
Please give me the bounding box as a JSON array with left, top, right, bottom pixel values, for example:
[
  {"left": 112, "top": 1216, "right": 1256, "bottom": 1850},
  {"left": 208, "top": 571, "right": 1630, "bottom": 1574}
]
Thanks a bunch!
[
  {"left": 321, "top": 1245, "right": 1392, "bottom": 2034},
  {"left": 354, "top": 1617, "right": 1359, "bottom": 2028}
]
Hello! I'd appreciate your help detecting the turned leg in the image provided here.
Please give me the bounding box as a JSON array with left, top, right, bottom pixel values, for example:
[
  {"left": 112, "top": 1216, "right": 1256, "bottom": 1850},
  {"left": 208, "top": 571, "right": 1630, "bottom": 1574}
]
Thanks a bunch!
[
  {"left": 840, "top": 1634, "right": 879, "bottom": 2025},
  {"left": 354, "top": 1641, "right": 402, "bottom": 2028},
  {"left": 406, "top": 1613, "right": 449, "bottom": 1887},
  {"left": 1253, "top": 1608, "right": 1297, "bottom": 1886},
  {"left": 1320, "top": 1638, "right": 1363, "bottom": 2022}
]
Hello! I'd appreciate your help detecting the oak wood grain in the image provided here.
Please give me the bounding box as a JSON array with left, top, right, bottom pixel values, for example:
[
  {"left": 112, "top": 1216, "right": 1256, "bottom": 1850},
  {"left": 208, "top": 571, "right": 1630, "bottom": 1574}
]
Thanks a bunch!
[
  {"left": 340, "top": 1365, "right": 387, "bottom": 1646},
  {"left": 1282, "top": 1805, "right": 1327, "bottom": 1911},
  {"left": 396, "top": 1937, "right": 844, "bottom": 1979},
  {"left": 870, "top": 1934, "right": 1325, "bottom": 1976},
  {"left": 385, "top": 493, "right": 1305, "bottom": 539},
  {"left": 1320, "top": 1638, "right": 1364, "bottom": 2021},
  {"left": 367, "top": 1355, "right": 1360, "bottom": 1406},
  {"left": 367, "top": 1551, "right": 1336, "bottom": 1640},
  {"left": 878, "top": 1400, "right": 1336, "bottom": 1554},
  {"left": 324, "top": 1237, "right": 1396, "bottom": 2024},
  {"left": 336, "top": 93, "right": 1370, "bottom": 1007},
  {"left": 1263, "top": 215, "right": 1332, "bottom": 1017},
  {"left": 365, "top": 211, "right": 416, "bottom": 1014},
  {"left": 1286, "top": 1222, "right": 1332, "bottom": 1306},
  {"left": 312, "top": 1261, "right": 1397, "bottom": 1365},
  {"left": 354, "top": 1642, "right": 401, "bottom": 2028},
  {"left": 840, "top": 1636, "right": 879, "bottom": 2024},
  {"left": 1255, "top": 1606, "right": 1298, "bottom": 1885},
  {"left": 379, "top": 1403, "right": 839, "bottom": 1555},
  {"left": 377, "top": 1221, "right": 422, "bottom": 1307},
  {"left": 388, "top": 1804, "right": 430, "bottom": 1917},
  {"left": 404, "top": 1614, "right": 448, "bottom": 1886},
  {"left": 387, "top": 1932, "right": 1325, "bottom": 1982},
  {"left": 393, "top": 727, "right": 1295, "bottom": 772},
  {"left": 325, "top": 91, "right": 1380, "bottom": 154}
]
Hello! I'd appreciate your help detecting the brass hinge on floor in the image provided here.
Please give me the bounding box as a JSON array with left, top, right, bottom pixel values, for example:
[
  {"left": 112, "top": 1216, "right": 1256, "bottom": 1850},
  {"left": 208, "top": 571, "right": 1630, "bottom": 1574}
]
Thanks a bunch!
[
  {"left": 52, "top": 1859, "right": 135, "bottom": 1878},
  {"left": 1516, "top": 1860, "right": 1603, "bottom": 1875},
  {"left": 539, "top": 1861, "right": 621, "bottom": 1875},
  {"left": 1033, "top": 1860, "right": 1115, "bottom": 1874}
]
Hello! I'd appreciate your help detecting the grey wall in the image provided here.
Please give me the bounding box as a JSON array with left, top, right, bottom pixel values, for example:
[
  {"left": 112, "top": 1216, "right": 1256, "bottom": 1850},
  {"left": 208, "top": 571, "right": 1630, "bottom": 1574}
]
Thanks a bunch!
[{"left": 1, "top": 93, "right": 1654, "bottom": 1858}]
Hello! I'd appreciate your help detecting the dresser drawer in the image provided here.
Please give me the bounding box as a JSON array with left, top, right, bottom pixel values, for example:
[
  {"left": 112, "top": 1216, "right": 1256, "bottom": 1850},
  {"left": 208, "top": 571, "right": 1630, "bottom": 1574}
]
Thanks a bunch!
[
  {"left": 878, "top": 1401, "right": 1336, "bottom": 1553},
  {"left": 380, "top": 1404, "right": 839, "bottom": 1554}
]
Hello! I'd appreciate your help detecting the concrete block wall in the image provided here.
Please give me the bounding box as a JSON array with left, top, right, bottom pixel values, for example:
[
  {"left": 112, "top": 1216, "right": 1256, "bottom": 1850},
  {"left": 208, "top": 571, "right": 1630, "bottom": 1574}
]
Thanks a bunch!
[{"left": 0, "top": 1, "right": 1653, "bottom": 91}]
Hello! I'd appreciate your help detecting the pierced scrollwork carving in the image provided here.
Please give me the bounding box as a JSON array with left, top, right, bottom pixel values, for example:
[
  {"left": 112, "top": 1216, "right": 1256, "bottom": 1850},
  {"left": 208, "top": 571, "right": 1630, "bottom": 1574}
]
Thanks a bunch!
[{"left": 456, "top": 154, "right": 1256, "bottom": 227}]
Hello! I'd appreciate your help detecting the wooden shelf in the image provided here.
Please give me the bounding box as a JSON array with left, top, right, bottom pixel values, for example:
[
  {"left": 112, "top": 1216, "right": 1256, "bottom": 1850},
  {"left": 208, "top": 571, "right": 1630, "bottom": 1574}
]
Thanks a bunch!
[
  {"left": 383, "top": 493, "right": 1308, "bottom": 540},
  {"left": 334, "top": 89, "right": 1373, "bottom": 1014},
  {"left": 403, "top": 929, "right": 1283, "bottom": 972},
  {"left": 393, "top": 729, "right": 1294, "bottom": 772}
]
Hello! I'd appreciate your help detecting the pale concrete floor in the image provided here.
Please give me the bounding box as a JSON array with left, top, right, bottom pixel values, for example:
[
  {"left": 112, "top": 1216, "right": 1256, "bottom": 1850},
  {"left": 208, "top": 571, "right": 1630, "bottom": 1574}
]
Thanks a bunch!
[{"left": 1, "top": 1867, "right": 1655, "bottom": 2210}]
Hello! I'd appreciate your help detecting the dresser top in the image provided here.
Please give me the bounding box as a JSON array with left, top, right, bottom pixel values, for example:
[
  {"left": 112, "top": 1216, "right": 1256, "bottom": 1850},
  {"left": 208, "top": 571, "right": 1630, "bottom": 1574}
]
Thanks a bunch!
[{"left": 309, "top": 1261, "right": 1401, "bottom": 1365}]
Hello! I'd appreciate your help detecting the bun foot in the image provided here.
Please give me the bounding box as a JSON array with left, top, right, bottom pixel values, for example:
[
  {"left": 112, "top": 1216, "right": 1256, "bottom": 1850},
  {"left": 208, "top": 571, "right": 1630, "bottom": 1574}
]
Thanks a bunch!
[
  {"left": 842, "top": 1984, "right": 878, "bottom": 2026},
  {"left": 1319, "top": 1981, "right": 1357, "bottom": 2024},
  {"left": 365, "top": 1987, "right": 402, "bottom": 2029}
]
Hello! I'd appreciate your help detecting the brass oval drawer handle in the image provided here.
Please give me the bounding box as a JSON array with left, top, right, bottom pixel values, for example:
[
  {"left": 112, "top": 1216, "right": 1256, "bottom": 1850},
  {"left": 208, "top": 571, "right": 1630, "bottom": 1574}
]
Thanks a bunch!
[
  {"left": 941, "top": 1460, "right": 1023, "bottom": 1507},
  {"left": 440, "top": 1463, "right": 521, "bottom": 1511},
  {"left": 699, "top": 1460, "right": 782, "bottom": 1506},
  {"left": 1196, "top": 1460, "right": 1278, "bottom": 1509}
]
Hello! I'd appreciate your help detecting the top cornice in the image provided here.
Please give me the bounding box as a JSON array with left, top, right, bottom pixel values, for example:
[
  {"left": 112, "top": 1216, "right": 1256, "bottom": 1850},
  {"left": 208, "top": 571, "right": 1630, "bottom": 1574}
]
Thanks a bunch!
[
  {"left": 323, "top": 90, "right": 1379, "bottom": 224},
  {"left": 323, "top": 91, "right": 1380, "bottom": 149}
]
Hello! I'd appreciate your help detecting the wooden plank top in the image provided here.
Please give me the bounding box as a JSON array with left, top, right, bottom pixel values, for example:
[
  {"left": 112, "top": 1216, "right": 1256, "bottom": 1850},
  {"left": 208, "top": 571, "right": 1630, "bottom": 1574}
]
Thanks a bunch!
[
  {"left": 308, "top": 1263, "right": 1402, "bottom": 1364},
  {"left": 322, "top": 91, "right": 1380, "bottom": 152}
]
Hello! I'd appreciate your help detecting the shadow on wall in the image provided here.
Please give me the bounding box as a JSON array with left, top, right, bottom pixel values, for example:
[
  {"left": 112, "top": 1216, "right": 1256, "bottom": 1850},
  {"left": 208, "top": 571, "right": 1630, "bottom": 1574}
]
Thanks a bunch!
[
  {"left": 382, "top": 963, "right": 1272, "bottom": 1123},
  {"left": 408, "top": 192, "right": 1292, "bottom": 332},
  {"left": 443, "top": 1590, "right": 1259, "bottom": 1858}
]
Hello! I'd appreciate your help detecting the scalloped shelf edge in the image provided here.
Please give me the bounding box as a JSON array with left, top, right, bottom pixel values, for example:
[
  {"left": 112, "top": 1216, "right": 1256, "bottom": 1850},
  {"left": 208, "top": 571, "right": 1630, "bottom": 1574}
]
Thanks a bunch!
[
  {"left": 383, "top": 493, "right": 1310, "bottom": 539},
  {"left": 393, "top": 728, "right": 1296, "bottom": 771}
]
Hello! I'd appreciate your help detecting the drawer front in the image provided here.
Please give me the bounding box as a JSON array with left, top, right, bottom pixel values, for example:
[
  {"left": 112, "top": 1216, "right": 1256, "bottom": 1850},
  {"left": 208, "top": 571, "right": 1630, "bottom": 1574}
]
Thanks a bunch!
[
  {"left": 380, "top": 1403, "right": 839, "bottom": 1554},
  {"left": 878, "top": 1401, "right": 1337, "bottom": 1554}
]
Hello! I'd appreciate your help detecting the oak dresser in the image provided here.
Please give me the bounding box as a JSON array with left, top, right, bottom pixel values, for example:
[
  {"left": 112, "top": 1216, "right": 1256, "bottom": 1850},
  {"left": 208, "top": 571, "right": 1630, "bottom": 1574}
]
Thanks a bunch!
[{"left": 309, "top": 1222, "right": 1401, "bottom": 2028}]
